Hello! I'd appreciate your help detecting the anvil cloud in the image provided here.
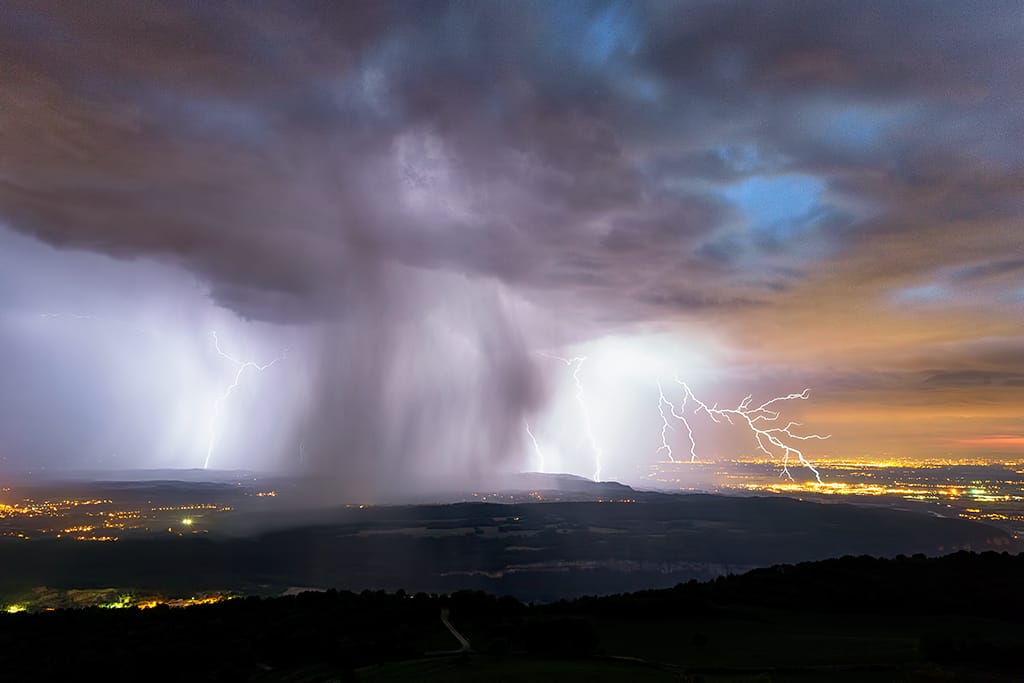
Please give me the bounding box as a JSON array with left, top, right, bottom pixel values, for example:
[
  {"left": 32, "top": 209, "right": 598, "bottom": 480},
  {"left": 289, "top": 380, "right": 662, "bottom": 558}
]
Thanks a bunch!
[{"left": 0, "top": 2, "right": 1021, "bottom": 494}]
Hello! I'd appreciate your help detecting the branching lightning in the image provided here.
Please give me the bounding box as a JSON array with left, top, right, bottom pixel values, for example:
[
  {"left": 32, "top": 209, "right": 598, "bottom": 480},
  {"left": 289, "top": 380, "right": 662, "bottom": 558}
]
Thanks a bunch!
[
  {"left": 657, "top": 380, "right": 700, "bottom": 463},
  {"left": 547, "top": 354, "right": 603, "bottom": 481},
  {"left": 656, "top": 381, "right": 675, "bottom": 462},
  {"left": 204, "top": 331, "right": 284, "bottom": 470},
  {"left": 659, "top": 380, "right": 829, "bottom": 482},
  {"left": 523, "top": 419, "right": 545, "bottom": 473}
]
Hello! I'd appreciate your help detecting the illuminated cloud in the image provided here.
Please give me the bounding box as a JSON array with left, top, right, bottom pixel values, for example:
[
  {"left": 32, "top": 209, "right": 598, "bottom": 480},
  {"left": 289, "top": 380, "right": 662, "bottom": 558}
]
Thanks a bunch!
[{"left": 0, "top": 1, "right": 1021, "bottom": 491}]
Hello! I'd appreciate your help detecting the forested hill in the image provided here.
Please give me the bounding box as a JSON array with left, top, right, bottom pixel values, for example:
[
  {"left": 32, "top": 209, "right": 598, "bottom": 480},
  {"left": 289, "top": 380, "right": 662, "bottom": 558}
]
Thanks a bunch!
[
  {"left": 2, "top": 551, "right": 1022, "bottom": 682},
  {"left": 550, "top": 550, "right": 1024, "bottom": 618}
]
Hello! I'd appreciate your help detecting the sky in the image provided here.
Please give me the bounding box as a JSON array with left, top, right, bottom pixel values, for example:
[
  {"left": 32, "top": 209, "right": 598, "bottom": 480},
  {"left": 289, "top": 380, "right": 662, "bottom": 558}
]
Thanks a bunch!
[{"left": 0, "top": 1, "right": 1021, "bottom": 497}]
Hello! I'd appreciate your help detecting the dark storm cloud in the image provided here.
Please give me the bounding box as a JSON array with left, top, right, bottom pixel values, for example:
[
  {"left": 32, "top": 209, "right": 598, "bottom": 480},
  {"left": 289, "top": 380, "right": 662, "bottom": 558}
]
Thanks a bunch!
[
  {"left": 641, "top": 1, "right": 1022, "bottom": 100},
  {"left": 2, "top": 0, "right": 1021, "bottom": 321},
  {"left": 1, "top": 1, "right": 1022, "bottom": 477}
]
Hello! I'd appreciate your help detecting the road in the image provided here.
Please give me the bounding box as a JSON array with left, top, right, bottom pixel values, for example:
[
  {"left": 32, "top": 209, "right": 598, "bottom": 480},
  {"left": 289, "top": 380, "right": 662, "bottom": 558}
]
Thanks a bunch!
[{"left": 440, "top": 608, "right": 473, "bottom": 653}]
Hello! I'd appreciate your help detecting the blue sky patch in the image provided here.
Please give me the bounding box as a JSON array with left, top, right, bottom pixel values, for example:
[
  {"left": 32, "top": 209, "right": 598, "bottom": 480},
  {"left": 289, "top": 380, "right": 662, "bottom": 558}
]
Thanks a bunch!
[{"left": 722, "top": 174, "right": 826, "bottom": 241}]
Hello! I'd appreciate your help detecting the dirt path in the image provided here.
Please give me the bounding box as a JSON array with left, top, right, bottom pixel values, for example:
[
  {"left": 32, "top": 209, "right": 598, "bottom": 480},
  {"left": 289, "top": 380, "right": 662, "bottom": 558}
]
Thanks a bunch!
[{"left": 440, "top": 608, "right": 472, "bottom": 652}]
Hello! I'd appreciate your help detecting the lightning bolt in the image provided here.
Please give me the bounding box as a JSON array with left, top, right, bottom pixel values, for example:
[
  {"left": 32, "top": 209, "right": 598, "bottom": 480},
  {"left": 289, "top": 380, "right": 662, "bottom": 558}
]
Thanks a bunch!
[
  {"left": 204, "top": 331, "right": 284, "bottom": 470},
  {"left": 661, "top": 380, "right": 828, "bottom": 482},
  {"left": 657, "top": 380, "right": 699, "bottom": 463},
  {"left": 547, "top": 354, "right": 603, "bottom": 481},
  {"left": 656, "top": 382, "right": 675, "bottom": 462},
  {"left": 657, "top": 380, "right": 700, "bottom": 463},
  {"left": 523, "top": 420, "right": 546, "bottom": 473}
]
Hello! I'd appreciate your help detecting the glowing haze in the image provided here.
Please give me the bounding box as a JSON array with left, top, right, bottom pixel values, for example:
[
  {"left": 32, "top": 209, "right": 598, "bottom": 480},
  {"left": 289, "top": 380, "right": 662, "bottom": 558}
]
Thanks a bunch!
[{"left": 0, "top": 2, "right": 1022, "bottom": 498}]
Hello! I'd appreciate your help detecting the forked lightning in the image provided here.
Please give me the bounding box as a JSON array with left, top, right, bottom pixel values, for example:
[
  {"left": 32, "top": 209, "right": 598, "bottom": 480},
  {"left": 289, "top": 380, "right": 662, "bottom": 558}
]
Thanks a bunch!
[
  {"left": 658, "top": 379, "right": 828, "bottom": 481},
  {"left": 547, "top": 355, "right": 603, "bottom": 482},
  {"left": 204, "top": 331, "right": 284, "bottom": 469}
]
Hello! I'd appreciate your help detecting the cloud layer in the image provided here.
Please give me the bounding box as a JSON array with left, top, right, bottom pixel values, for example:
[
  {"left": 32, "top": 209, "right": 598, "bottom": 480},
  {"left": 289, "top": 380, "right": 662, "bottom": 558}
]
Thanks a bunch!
[{"left": 1, "top": 2, "right": 1021, "bottom": 490}]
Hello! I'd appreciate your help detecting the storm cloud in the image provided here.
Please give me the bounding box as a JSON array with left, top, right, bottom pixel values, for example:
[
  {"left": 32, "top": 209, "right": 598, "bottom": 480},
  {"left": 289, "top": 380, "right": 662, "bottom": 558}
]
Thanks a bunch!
[{"left": 1, "top": 1, "right": 1022, "bottom": 492}]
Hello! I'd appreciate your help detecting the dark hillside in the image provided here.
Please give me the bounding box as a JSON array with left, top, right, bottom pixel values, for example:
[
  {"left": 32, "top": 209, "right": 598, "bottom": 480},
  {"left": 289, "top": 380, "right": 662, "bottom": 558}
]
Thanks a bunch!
[{"left": 2, "top": 551, "right": 1022, "bottom": 681}]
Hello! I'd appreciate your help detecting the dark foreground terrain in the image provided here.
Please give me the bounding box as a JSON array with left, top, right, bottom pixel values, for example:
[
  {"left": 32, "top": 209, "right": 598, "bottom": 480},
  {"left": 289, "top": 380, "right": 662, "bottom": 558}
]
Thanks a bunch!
[
  {"left": 2, "top": 551, "right": 1022, "bottom": 682},
  {"left": 1, "top": 491, "right": 1014, "bottom": 602}
]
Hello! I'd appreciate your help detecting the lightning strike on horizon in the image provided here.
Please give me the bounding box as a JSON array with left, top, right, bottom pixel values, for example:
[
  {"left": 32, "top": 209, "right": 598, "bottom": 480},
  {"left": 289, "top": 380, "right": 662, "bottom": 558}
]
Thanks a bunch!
[
  {"left": 657, "top": 380, "right": 700, "bottom": 463},
  {"left": 523, "top": 420, "right": 545, "bottom": 473},
  {"left": 656, "top": 381, "right": 676, "bottom": 462},
  {"left": 547, "top": 354, "right": 603, "bottom": 481},
  {"left": 204, "top": 331, "right": 284, "bottom": 470},
  {"left": 662, "top": 381, "right": 829, "bottom": 482}
]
